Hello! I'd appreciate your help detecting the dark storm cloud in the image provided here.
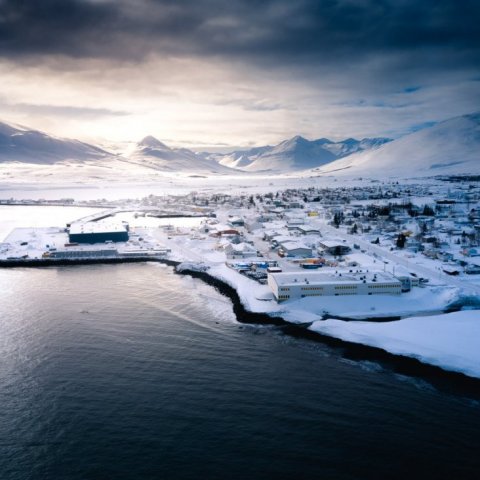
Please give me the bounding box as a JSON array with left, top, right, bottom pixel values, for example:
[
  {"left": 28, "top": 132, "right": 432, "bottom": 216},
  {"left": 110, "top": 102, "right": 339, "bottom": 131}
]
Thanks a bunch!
[{"left": 0, "top": 0, "right": 479, "bottom": 71}]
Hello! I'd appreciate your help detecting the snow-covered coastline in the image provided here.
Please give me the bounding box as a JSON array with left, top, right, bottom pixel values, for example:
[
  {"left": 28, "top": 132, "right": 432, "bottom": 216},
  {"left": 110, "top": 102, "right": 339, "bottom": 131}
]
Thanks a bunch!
[
  {"left": 2, "top": 183, "right": 480, "bottom": 382},
  {"left": 175, "top": 259, "right": 480, "bottom": 380},
  {"left": 310, "top": 311, "right": 480, "bottom": 379}
]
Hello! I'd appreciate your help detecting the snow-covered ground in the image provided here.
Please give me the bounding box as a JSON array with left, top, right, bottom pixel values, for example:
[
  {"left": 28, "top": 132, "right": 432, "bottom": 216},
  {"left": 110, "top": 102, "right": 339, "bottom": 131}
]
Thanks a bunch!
[
  {"left": 281, "top": 286, "right": 459, "bottom": 321},
  {"left": 142, "top": 204, "right": 480, "bottom": 380},
  {"left": 159, "top": 233, "right": 464, "bottom": 328},
  {"left": 310, "top": 311, "right": 480, "bottom": 379}
]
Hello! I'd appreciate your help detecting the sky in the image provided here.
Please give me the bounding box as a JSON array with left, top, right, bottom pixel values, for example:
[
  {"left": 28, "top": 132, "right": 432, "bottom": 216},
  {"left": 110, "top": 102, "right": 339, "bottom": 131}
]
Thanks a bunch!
[{"left": 0, "top": 0, "right": 479, "bottom": 150}]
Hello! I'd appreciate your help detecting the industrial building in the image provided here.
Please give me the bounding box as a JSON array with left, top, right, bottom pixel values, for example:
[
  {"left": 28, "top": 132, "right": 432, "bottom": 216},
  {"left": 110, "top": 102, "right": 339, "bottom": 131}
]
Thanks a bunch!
[
  {"left": 68, "top": 221, "right": 129, "bottom": 244},
  {"left": 268, "top": 271, "right": 402, "bottom": 302},
  {"left": 48, "top": 248, "right": 118, "bottom": 259}
]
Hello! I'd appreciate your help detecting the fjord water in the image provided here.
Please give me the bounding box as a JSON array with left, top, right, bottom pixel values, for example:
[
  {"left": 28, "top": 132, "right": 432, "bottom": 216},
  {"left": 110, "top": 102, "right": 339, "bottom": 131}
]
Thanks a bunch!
[{"left": 1, "top": 264, "right": 480, "bottom": 480}]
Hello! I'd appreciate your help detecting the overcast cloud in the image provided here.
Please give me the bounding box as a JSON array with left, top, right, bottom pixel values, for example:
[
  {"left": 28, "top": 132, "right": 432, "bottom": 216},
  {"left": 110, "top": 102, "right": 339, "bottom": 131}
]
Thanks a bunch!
[{"left": 0, "top": 0, "right": 478, "bottom": 146}]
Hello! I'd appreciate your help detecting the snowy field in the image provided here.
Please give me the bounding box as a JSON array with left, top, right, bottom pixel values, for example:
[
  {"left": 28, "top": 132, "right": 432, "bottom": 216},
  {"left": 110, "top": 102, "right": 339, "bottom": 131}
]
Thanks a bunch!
[
  {"left": 0, "top": 165, "right": 429, "bottom": 201},
  {"left": 310, "top": 311, "right": 480, "bottom": 379}
]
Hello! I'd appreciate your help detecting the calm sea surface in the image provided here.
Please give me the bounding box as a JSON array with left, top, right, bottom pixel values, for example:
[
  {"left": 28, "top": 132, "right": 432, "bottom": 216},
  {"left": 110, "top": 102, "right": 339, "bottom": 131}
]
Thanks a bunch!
[
  {"left": 1, "top": 207, "right": 480, "bottom": 479},
  {"left": 1, "top": 264, "right": 480, "bottom": 480}
]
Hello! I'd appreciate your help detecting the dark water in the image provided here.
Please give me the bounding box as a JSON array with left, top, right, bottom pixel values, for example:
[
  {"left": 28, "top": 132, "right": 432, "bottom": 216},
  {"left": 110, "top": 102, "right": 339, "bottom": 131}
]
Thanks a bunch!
[{"left": 1, "top": 264, "right": 479, "bottom": 480}]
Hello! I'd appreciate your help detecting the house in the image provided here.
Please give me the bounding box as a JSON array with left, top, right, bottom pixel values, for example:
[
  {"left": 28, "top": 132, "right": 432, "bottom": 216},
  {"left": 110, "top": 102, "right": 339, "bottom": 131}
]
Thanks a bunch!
[
  {"left": 228, "top": 216, "right": 245, "bottom": 227},
  {"left": 271, "top": 235, "right": 294, "bottom": 246},
  {"left": 297, "top": 226, "right": 320, "bottom": 235},
  {"left": 263, "top": 231, "right": 279, "bottom": 242},
  {"left": 209, "top": 224, "right": 241, "bottom": 237},
  {"left": 287, "top": 201, "right": 303, "bottom": 209},
  {"left": 225, "top": 242, "right": 257, "bottom": 259},
  {"left": 245, "top": 219, "right": 263, "bottom": 232},
  {"left": 286, "top": 221, "right": 305, "bottom": 230},
  {"left": 267, "top": 207, "right": 285, "bottom": 216},
  {"left": 318, "top": 240, "right": 351, "bottom": 256},
  {"left": 278, "top": 242, "right": 312, "bottom": 258}
]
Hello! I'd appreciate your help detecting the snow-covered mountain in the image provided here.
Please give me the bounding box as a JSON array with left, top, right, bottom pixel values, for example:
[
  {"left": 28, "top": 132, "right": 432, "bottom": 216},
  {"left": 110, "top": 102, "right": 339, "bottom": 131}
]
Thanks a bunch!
[
  {"left": 321, "top": 137, "right": 391, "bottom": 158},
  {"left": 0, "top": 121, "right": 110, "bottom": 164},
  {"left": 215, "top": 145, "right": 273, "bottom": 169},
  {"left": 315, "top": 113, "right": 480, "bottom": 177},
  {"left": 212, "top": 136, "right": 391, "bottom": 172},
  {"left": 125, "top": 136, "right": 236, "bottom": 174},
  {"left": 1, "top": 113, "right": 477, "bottom": 179},
  {"left": 0, "top": 122, "right": 235, "bottom": 175}
]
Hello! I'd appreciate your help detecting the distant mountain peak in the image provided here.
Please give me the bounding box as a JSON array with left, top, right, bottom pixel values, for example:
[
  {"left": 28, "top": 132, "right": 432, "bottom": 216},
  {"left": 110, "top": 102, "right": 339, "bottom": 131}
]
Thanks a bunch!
[
  {"left": 314, "top": 138, "right": 334, "bottom": 145},
  {"left": 127, "top": 134, "right": 236, "bottom": 174},
  {"left": 285, "top": 135, "right": 308, "bottom": 144},
  {"left": 138, "top": 135, "right": 170, "bottom": 149}
]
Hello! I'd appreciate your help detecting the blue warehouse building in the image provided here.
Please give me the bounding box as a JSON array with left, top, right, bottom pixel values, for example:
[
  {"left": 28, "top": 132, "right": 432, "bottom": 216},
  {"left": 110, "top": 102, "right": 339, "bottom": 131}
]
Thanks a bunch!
[{"left": 69, "top": 221, "right": 129, "bottom": 244}]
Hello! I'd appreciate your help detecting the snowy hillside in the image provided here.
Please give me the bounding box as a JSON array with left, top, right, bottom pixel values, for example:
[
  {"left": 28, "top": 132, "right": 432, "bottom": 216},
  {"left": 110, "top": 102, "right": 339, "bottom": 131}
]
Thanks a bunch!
[
  {"left": 1, "top": 113, "right": 477, "bottom": 179},
  {"left": 0, "top": 121, "right": 110, "bottom": 164},
  {"left": 125, "top": 136, "right": 236, "bottom": 174},
  {"left": 215, "top": 145, "right": 273, "bottom": 169},
  {"left": 321, "top": 137, "right": 391, "bottom": 158},
  {"left": 315, "top": 113, "right": 480, "bottom": 177},
  {"left": 213, "top": 136, "right": 390, "bottom": 172}
]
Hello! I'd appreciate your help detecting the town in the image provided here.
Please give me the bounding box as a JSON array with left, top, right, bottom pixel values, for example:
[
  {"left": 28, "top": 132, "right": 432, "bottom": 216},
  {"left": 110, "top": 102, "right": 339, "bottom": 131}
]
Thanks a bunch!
[{"left": 2, "top": 177, "right": 479, "bottom": 322}]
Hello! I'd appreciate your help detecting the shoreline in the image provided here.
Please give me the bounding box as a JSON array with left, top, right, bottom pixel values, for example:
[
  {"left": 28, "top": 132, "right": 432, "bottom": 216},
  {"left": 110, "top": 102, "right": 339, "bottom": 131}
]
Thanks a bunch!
[
  {"left": 175, "top": 266, "right": 480, "bottom": 393},
  {"left": 2, "top": 257, "right": 480, "bottom": 390},
  {"left": 0, "top": 257, "right": 176, "bottom": 268}
]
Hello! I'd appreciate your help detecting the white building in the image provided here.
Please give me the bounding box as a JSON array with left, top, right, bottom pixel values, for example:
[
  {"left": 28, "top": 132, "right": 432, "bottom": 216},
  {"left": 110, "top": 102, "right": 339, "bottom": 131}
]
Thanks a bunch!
[{"left": 268, "top": 271, "right": 402, "bottom": 302}]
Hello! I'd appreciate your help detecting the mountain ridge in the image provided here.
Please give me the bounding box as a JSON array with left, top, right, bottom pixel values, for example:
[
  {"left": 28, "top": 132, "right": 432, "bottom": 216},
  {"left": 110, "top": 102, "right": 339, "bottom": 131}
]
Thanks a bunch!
[
  {"left": 211, "top": 135, "right": 391, "bottom": 172},
  {"left": 0, "top": 121, "right": 110, "bottom": 164},
  {"left": 314, "top": 112, "right": 480, "bottom": 177},
  {"left": 125, "top": 135, "right": 237, "bottom": 174},
  {"left": 0, "top": 113, "right": 478, "bottom": 177}
]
